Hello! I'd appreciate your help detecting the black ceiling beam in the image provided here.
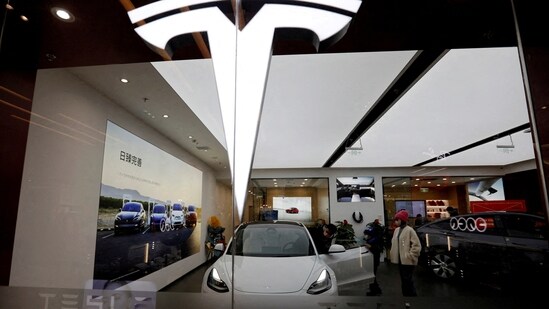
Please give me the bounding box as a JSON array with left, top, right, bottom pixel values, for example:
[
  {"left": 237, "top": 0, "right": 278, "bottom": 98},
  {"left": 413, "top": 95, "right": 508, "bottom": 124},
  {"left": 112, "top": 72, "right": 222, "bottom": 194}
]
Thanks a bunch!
[
  {"left": 323, "top": 48, "right": 449, "bottom": 168},
  {"left": 413, "top": 123, "right": 531, "bottom": 167}
]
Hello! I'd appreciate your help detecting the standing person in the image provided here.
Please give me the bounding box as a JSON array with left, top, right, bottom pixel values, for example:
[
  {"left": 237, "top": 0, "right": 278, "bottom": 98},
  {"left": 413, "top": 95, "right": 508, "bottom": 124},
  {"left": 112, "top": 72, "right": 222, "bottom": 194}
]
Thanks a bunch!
[
  {"left": 414, "top": 214, "right": 424, "bottom": 229},
  {"left": 309, "top": 223, "right": 337, "bottom": 254},
  {"left": 446, "top": 206, "right": 458, "bottom": 217},
  {"left": 205, "top": 216, "right": 225, "bottom": 260},
  {"left": 389, "top": 210, "right": 422, "bottom": 297},
  {"left": 364, "top": 219, "right": 385, "bottom": 296}
]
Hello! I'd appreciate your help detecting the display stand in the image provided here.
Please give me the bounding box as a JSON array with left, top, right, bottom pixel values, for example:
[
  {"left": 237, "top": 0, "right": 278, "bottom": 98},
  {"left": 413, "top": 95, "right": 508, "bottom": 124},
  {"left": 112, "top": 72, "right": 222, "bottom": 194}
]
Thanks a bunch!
[{"left": 426, "top": 200, "right": 451, "bottom": 220}]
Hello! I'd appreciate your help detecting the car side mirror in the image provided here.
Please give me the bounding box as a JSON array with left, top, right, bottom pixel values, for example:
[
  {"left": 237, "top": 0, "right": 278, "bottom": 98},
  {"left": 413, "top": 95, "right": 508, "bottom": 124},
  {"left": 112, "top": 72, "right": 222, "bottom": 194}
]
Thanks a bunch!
[{"left": 328, "top": 244, "right": 346, "bottom": 253}]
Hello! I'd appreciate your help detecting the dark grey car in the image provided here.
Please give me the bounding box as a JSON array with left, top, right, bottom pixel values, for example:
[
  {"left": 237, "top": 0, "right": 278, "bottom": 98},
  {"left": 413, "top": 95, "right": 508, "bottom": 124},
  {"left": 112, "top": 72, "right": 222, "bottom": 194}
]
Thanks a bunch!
[
  {"left": 416, "top": 211, "right": 548, "bottom": 287},
  {"left": 114, "top": 202, "right": 147, "bottom": 235}
]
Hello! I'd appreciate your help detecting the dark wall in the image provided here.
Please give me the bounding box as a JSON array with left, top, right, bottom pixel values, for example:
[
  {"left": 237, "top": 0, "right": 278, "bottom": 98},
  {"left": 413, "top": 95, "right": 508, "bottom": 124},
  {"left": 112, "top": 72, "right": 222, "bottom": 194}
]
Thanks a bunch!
[
  {"left": 503, "top": 169, "right": 544, "bottom": 216},
  {"left": 0, "top": 69, "right": 34, "bottom": 285},
  {"left": 514, "top": 1, "right": 549, "bottom": 217}
]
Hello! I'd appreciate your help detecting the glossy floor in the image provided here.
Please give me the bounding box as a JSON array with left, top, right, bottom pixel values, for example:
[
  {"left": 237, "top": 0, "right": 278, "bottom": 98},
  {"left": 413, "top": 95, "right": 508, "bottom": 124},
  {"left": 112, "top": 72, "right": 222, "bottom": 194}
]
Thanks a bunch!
[{"left": 161, "top": 257, "right": 542, "bottom": 308}]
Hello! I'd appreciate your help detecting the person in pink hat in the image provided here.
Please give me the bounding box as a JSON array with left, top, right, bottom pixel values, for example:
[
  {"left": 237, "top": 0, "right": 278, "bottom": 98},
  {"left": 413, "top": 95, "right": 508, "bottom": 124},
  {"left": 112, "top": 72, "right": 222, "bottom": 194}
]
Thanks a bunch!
[{"left": 389, "top": 210, "right": 422, "bottom": 297}]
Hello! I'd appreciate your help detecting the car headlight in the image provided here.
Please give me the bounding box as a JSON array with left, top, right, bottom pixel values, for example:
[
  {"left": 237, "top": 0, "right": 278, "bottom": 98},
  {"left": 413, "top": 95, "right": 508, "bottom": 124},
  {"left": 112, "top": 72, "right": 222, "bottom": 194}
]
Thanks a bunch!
[
  {"left": 115, "top": 215, "right": 121, "bottom": 221},
  {"left": 132, "top": 215, "right": 140, "bottom": 221},
  {"left": 307, "top": 269, "right": 332, "bottom": 295},
  {"left": 206, "top": 268, "right": 229, "bottom": 293}
]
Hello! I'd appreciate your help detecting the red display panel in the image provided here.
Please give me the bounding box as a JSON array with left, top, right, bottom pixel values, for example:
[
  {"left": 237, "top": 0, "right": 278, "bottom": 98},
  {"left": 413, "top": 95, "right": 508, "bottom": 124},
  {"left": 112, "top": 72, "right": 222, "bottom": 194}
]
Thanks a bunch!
[{"left": 470, "top": 200, "right": 526, "bottom": 213}]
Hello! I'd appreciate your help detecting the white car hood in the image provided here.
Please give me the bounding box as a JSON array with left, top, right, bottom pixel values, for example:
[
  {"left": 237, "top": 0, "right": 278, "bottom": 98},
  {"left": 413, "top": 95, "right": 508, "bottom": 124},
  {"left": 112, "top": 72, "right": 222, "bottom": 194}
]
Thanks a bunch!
[{"left": 221, "top": 255, "right": 319, "bottom": 293}]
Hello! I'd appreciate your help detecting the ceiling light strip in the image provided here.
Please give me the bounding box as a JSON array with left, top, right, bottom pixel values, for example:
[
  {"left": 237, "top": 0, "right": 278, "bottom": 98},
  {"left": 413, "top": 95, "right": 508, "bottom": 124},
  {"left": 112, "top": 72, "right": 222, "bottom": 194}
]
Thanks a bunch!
[
  {"left": 413, "top": 123, "right": 531, "bottom": 167},
  {"left": 323, "top": 48, "right": 448, "bottom": 167},
  {"left": 418, "top": 168, "right": 447, "bottom": 177}
]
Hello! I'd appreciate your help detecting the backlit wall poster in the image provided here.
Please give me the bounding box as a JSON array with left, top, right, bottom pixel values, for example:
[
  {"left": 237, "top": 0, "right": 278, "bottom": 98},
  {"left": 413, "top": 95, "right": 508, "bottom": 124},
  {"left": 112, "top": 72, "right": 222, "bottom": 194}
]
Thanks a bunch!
[
  {"left": 93, "top": 121, "right": 203, "bottom": 288},
  {"left": 395, "top": 200, "right": 426, "bottom": 218},
  {"left": 336, "top": 176, "right": 375, "bottom": 202},
  {"left": 273, "top": 197, "right": 312, "bottom": 222},
  {"left": 468, "top": 177, "right": 505, "bottom": 201}
]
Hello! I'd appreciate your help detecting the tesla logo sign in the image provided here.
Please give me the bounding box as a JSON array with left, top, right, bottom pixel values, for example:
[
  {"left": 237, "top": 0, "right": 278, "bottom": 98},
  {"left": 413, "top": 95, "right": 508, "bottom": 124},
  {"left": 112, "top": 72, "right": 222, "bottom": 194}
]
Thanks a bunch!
[
  {"left": 38, "top": 291, "right": 154, "bottom": 309},
  {"left": 127, "top": 0, "right": 362, "bottom": 218}
]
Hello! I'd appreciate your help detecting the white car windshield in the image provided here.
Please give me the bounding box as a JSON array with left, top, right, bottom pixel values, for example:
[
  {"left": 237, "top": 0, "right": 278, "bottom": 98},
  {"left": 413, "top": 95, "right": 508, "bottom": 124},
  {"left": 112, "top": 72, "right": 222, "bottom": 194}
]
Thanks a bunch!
[{"left": 228, "top": 224, "right": 315, "bottom": 257}]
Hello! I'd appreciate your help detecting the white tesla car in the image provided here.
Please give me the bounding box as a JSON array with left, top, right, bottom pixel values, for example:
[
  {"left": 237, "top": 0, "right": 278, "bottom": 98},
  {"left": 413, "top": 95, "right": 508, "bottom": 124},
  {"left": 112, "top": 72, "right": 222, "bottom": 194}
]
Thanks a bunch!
[{"left": 202, "top": 221, "right": 375, "bottom": 295}]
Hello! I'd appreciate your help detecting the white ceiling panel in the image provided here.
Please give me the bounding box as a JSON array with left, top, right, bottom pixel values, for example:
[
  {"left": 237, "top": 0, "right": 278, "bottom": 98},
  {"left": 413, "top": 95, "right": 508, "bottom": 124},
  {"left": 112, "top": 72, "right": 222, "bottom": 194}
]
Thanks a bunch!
[
  {"left": 333, "top": 47, "right": 533, "bottom": 168},
  {"left": 253, "top": 51, "right": 416, "bottom": 168},
  {"left": 426, "top": 130, "right": 535, "bottom": 167},
  {"left": 153, "top": 60, "right": 225, "bottom": 149},
  {"left": 66, "top": 47, "right": 535, "bottom": 175}
]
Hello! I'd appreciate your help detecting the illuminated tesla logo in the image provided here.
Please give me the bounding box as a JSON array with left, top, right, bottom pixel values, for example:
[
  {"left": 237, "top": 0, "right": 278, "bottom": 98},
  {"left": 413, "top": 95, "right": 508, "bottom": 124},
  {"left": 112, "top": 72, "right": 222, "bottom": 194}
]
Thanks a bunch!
[{"left": 127, "top": 0, "right": 362, "bottom": 219}]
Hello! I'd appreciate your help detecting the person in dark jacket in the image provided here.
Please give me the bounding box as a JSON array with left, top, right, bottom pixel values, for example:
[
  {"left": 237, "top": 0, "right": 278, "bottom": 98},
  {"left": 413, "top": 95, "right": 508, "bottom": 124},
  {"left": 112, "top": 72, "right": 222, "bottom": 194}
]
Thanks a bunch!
[
  {"left": 414, "top": 214, "right": 424, "bottom": 229},
  {"left": 446, "top": 206, "right": 459, "bottom": 217},
  {"left": 364, "top": 219, "right": 385, "bottom": 295},
  {"left": 309, "top": 223, "right": 337, "bottom": 254}
]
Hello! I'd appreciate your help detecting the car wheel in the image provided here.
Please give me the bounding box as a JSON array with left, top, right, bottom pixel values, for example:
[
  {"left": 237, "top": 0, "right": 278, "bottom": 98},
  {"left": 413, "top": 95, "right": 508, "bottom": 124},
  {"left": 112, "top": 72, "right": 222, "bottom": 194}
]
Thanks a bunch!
[
  {"left": 160, "top": 219, "right": 167, "bottom": 232},
  {"left": 428, "top": 252, "right": 459, "bottom": 280}
]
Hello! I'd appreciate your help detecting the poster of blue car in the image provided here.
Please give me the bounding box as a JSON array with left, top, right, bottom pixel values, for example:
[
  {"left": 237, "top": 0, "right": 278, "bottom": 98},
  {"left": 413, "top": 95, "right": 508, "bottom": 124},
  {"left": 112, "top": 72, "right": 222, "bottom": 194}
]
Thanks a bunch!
[{"left": 93, "top": 121, "right": 203, "bottom": 289}]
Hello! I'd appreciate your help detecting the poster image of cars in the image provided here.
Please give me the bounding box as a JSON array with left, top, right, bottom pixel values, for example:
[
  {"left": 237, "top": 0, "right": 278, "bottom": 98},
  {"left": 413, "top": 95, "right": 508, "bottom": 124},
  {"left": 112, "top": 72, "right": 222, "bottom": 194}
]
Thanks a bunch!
[
  {"left": 286, "top": 207, "right": 299, "bottom": 214},
  {"left": 93, "top": 121, "right": 203, "bottom": 288},
  {"left": 273, "top": 197, "right": 312, "bottom": 222}
]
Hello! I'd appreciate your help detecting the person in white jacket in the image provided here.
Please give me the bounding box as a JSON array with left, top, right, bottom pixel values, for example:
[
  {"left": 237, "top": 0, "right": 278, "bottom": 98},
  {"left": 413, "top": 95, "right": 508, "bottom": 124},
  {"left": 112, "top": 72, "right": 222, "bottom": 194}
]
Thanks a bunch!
[{"left": 389, "top": 210, "right": 422, "bottom": 297}]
